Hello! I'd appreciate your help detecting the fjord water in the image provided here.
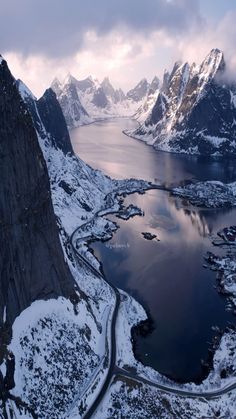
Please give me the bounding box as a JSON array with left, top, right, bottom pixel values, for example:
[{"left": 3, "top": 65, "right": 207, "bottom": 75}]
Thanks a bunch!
[{"left": 71, "top": 119, "right": 236, "bottom": 383}]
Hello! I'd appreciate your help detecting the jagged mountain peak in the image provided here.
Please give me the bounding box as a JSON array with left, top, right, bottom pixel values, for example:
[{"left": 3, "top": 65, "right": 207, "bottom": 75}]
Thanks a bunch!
[
  {"left": 162, "top": 69, "right": 170, "bottom": 94},
  {"left": 51, "top": 77, "right": 63, "bottom": 96},
  {"left": 51, "top": 76, "right": 61, "bottom": 86},
  {"left": 102, "top": 76, "right": 111, "bottom": 84},
  {"left": 101, "top": 77, "right": 120, "bottom": 103},
  {"left": 199, "top": 48, "right": 225, "bottom": 79},
  {"left": 92, "top": 86, "right": 109, "bottom": 108},
  {"left": 41, "top": 87, "right": 57, "bottom": 100},
  {"left": 17, "top": 79, "right": 37, "bottom": 101},
  {"left": 63, "top": 72, "right": 78, "bottom": 86},
  {"left": 137, "top": 78, "right": 148, "bottom": 87},
  {"left": 37, "top": 88, "right": 74, "bottom": 154},
  {"left": 169, "top": 61, "right": 183, "bottom": 80},
  {"left": 147, "top": 76, "right": 160, "bottom": 97},
  {"left": 150, "top": 75, "right": 159, "bottom": 85},
  {"left": 127, "top": 78, "right": 149, "bottom": 102},
  {"left": 87, "top": 74, "right": 100, "bottom": 87},
  {"left": 101, "top": 76, "right": 114, "bottom": 89},
  {"left": 132, "top": 48, "right": 236, "bottom": 156},
  {"left": 75, "top": 75, "right": 100, "bottom": 92},
  {"left": 209, "top": 47, "right": 224, "bottom": 58},
  {"left": 170, "top": 62, "right": 190, "bottom": 80}
]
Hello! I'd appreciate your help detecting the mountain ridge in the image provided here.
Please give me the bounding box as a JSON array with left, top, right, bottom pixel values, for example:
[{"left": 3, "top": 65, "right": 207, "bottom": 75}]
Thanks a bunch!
[
  {"left": 0, "top": 57, "right": 77, "bottom": 329},
  {"left": 129, "top": 48, "right": 236, "bottom": 156},
  {"left": 51, "top": 74, "right": 159, "bottom": 128}
]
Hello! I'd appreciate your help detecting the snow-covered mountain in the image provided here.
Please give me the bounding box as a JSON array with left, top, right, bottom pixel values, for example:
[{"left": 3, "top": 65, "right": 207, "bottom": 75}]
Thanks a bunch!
[
  {"left": 51, "top": 74, "right": 159, "bottom": 129},
  {"left": 134, "top": 76, "right": 160, "bottom": 123},
  {"left": 126, "top": 78, "right": 150, "bottom": 102},
  {"left": 51, "top": 75, "right": 91, "bottom": 128},
  {"left": 129, "top": 49, "right": 236, "bottom": 156},
  {"left": 0, "top": 59, "right": 78, "bottom": 330}
]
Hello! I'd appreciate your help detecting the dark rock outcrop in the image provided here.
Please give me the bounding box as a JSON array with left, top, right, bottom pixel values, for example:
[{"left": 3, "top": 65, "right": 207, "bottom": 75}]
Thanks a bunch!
[
  {"left": 17, "top": 81, "right": 76, "bottom": 154},
  {"left": 0, "top": 57, "right": 76, "bottom": 330},
  {"left": 37, "top": 88, "right": 74, "bottom": 154},
  {"left": 148, "top": 76, "right": 160, "bottom": 95}
]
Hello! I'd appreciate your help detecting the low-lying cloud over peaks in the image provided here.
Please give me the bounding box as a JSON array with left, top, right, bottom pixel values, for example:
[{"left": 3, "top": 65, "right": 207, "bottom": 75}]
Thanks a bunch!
[
  {"left": 0, "top": 0, "right": 201, "bottom": 57},
  {"left": 2, "top": 1, "right": 236, "bottom": 97},
  {"left": 176, "top": 11, "right": 236, "bottom": 83}
]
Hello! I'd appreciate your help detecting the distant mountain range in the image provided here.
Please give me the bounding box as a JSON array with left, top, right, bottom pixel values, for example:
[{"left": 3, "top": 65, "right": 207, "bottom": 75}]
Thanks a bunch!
[
  {"left": 129, "top": 49, "right": 236, "bottom": 156},
  {"left": 52, "top": 48, "right": 236, "bottom": 156},
  {"left": 51, "top": 74, "right": 159, "bottom": 128}
]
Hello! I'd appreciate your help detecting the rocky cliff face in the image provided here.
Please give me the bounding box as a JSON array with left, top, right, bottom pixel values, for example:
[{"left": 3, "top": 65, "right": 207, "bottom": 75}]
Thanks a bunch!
[
  {"left": 37, "top": 88, "right": 74, "bottom": 154},
  {"left": 133, "top": 49, "right": 236, "bottom": 156},
  {"left": 0, "top": 57, "right": 76, "bottom": 331},
  {"left": 17, "top": 81, "right": 75, "bottom": 154},
  {"left": 134, "top": 76, "right": 160, "bottom": 123}
]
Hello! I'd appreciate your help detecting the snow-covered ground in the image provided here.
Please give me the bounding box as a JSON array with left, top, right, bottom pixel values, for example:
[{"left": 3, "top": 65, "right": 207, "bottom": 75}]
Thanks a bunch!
[
  {"left": 9, "top": 298, "right": 102, "bottom": 418},
  {"left": 95, "top": 375, "right": 236, "bottom": 419}
]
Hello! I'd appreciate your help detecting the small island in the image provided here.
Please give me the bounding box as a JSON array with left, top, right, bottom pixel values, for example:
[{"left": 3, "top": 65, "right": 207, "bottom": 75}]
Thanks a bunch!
[
  {"left": 142, "top": 232, "right": 159, "bottom": 241},
  {"left": 117, "top": 204, "right": 144, "bottom": 220}
]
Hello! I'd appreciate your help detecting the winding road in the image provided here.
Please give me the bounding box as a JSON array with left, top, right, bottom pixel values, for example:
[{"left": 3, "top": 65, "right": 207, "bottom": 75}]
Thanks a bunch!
[{"left": 69, "top": 184, "right": 236, "bottom": 418}]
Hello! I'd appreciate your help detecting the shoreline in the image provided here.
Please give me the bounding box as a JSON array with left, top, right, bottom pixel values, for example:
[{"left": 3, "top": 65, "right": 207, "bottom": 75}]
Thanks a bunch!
[{"left": 77, "top": 181, "right": 236, "bottom": 389}]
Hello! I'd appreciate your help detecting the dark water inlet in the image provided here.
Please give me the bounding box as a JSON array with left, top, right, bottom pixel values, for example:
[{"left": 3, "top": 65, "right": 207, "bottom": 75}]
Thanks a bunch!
[{"left": 71, "top": 119, "right": 236, "bottom": 383}]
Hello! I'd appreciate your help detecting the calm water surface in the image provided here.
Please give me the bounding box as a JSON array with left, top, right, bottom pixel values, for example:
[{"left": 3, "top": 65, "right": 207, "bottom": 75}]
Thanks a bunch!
[{"left": 71, "top": 119, "right": 236, "bottom": 383}]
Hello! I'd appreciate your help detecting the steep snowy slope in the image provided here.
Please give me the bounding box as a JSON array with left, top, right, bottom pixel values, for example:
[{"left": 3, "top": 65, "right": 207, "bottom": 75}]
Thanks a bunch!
[
  {"left": 130, "top": 49, "right": 236, "bottom": 156},
  {"left": 134, "top": 76, "right": 160, "bottom": 123},
  {"left": 0, "top": 65, "right": 151, "bottom": 418},
  {"left": 101, "top": 77, "right": 126, "bottom": 104},
  {"left": 0, "top": 56, "right": 82, "bottom": 417},
  {"left": 0, "top": 59, "right": 77, "bottom": 329}
]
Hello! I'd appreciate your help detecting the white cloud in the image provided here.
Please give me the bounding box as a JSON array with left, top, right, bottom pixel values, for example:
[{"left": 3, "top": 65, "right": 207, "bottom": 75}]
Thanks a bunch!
[
  {"left": 5, "top": 10, "right": 236, "bottom": 97},
  {"left": 5, "top": 30, "right": 176, "bottom": 96},
  {"left": 176, "top": 11, "right": 236, "bottom": 80}
]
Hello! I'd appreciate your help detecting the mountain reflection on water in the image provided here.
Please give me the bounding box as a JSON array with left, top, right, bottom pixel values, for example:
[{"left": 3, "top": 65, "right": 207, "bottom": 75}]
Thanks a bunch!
[{"left": 71, "top": 119, "right": 236, "bottom": 383}]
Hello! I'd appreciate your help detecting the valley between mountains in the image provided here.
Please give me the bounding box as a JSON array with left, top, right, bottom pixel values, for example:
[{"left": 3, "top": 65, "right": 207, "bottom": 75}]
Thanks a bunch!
[{"left": 0, "top": 48, "right": 236, "bottom": 419}]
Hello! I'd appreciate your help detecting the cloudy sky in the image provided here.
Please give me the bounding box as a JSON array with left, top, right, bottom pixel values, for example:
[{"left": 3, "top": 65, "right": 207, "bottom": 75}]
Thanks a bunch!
[{"left": 1, "top": 0, "right": 236, "bottom": 96}]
